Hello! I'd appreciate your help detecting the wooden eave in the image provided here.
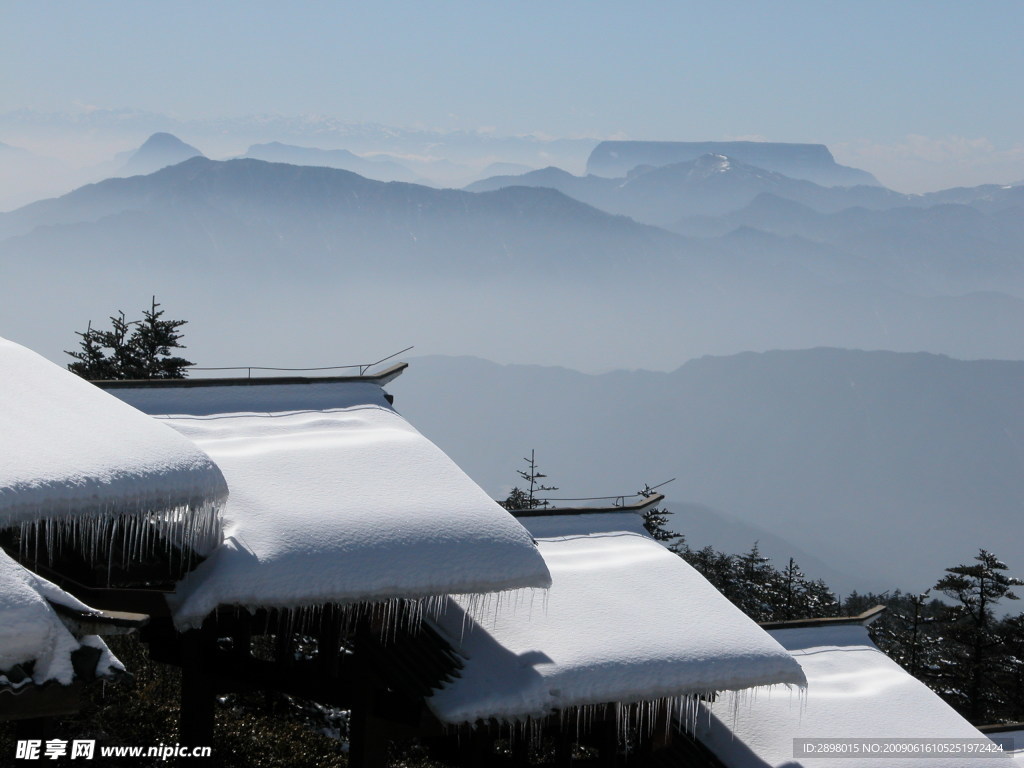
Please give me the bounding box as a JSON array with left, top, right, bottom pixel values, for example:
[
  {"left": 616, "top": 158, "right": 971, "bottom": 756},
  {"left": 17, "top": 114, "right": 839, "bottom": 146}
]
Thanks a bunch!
[
  {"left": 508, "top": 493, "right": 665, "bottom": 518},
  {"left": 976, "top": 721, "right": 1024, "bottom": 734},
  {"left": 91, "top": 362, "right": 408, "bottom": 389},
  {"left": 0, "top": 681, "right": 83, "bottom": 722},
  {"left": 49, "top": 600, "right": 149, "bottom": 635},
  {"left": 759, "top": 604, "right": 887, "bottom": 630}
]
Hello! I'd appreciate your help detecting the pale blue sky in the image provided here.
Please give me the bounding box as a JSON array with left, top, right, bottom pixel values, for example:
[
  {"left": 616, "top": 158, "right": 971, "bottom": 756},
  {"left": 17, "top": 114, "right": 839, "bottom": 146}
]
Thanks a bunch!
[{"left": 2, "top": 1, "right": 1023, "bottom": 189}]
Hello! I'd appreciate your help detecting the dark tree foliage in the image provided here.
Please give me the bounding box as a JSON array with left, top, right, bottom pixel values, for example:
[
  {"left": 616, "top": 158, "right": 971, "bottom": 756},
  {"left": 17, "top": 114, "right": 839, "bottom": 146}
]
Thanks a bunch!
[
  {"left": 637, "top": 484, "right": 683, "bottom": 548},
  {"left": 996, "top": 612, "right": 1024, "bottom": 722},
  {"left": 848, "top": 589, "right": 947, "bottom": 681},
  {"left": 931, "top": 549, "right": 1022, "bottom": 723},
  {"left": 844, "top": 552, "right": 1024, "bottom": 726},
  {"left": 674, "top": 540, "right": 839, "bottom": 623},
  {"left": 66, "top": 297, "right": 193, "bottom": 380}
]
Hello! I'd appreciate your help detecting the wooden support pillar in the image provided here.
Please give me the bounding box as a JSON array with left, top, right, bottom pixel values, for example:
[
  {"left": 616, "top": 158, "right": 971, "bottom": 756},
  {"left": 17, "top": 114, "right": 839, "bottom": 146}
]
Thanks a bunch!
[
  {"left": 348, "top": 622, "right": 387, "bottom": 768},
  {"left": 318, "top": 605, "right": 342, "bottom": 677},
  {"left": 511, "top": 733, "right": 530, "bottom": 768},
  {"left": 597, "top": 721, "right": 620, "bottom": 768},
  {"left": 457, "top": 726, "right": 491, "bottom": 768},
  {"left": 180, "top": 626, "right": 215, "bottom": 748},
  {"left": 555, "top": 725, "right": 574, "bottom": 768},
  {"left": 232, "top": 611, "right": 252, "bottom": 662}
]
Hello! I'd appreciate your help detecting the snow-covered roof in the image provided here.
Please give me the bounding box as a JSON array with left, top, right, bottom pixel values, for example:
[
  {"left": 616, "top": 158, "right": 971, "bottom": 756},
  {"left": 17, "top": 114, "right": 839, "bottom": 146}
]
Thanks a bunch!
[
  {"left": 107, "top": 377, "right": 552, "bottom": 629},
  {"left": 997, "top": 729, "right": 1024, "bottom": 764},
  {"left": 1001, "top": 730, "right": 1023, "bottom": 764},
  {"left": 694, "top": 624, "right": 1015, "bottom": 767},
  {"left": 0, "top": 337, "right": 227, "bottom": 556},
  {"left": 0, "top": 549, "right": 122, "bottom": 690},
  {"left": 426, "top": 529, "right": 806, "bottom": 724}
]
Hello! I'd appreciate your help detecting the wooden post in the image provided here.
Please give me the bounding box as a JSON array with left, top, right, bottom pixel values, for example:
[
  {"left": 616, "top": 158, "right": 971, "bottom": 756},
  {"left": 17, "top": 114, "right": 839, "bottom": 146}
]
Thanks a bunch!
[
  {"left": 555, "top": 723, "right": 573, "bottom": 768},
  {"left": 511, "top": 733, "right": 530, "bottom": 768},
  {"left": 179, "top": 626, "right": 215, "bottom": 748},
  {"left": 348, "top": 621, "right": 387, "bottom": 768},
  {"left": 318, "top": 605, "right": 342, "bottom": 677},
  {"left": 597, "top": 720, "right": 619, "bottom": 768}
]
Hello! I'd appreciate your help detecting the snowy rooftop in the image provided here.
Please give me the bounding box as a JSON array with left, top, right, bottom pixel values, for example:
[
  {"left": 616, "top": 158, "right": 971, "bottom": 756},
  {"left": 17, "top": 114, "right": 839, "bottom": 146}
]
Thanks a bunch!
[
  {"left": 694, "top": 624, "right": 1015, "bottom": 767},
  {"left": 426, "top": 527, "right": 806, "bottom": 725},
  {"left": 0, "top": 549, "right": 122, "bottom": 690},
  {"left": 0, "top": 337, "right": 227, "bottom": 555},
  {"left": 107, "top": 375, "right": 552, "bottom": 629}
]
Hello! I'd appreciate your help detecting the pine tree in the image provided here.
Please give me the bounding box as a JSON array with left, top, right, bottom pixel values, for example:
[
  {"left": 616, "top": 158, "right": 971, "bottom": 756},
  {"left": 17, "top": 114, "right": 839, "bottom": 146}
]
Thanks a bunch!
[
  {"left": 132, "top": 297, "right": 193, "bottom": 378},
  {"left": 732, "top": 543, "right": 779, "bottom": 621},
  {"left": 502, "top": 450, "right": 558, "bottom": 510},
  {"left": 932, "top": 549, "right": 1022, "bottom": 722},
  {"left": 681, "top": 544, "right": 737, "bottom": 597},
  {"left": 66, "top": 297, "right": 193, "bottom": 380}
]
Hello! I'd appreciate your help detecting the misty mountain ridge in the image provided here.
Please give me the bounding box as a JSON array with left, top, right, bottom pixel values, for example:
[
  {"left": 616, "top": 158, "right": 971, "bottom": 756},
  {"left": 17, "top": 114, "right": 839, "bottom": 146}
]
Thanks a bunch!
[
  {"left": 467, "top": 154, "right": 1024, "bottom": 295},
  {"left": 0, "top": 155, "right": 697, "bottom": 282},
  {"left": 388, "top": 348, "right": 1024, "bottom": 596},
  {"left": 470, "top": 152, "right": 1020, "bottom": 222},
  {"left": 240, "top": 142, "right": 417, "bottom": 183},
  {"left": 469, "top": 153, "right": 909, "bottom": 226},
  {"left": 586, "top": 140, "right": 881, "bottom": 187}
]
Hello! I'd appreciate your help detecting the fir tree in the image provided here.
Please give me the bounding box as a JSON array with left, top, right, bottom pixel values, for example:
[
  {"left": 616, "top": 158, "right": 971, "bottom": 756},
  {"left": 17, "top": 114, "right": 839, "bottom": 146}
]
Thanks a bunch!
[
  {"left": 66, "top": 297, "right": 193, "bottom": 380},
  {"left": 132, "top": 297, "right": 193, "bottom": 378},
  {"left": 501, "top": 450, "right": 558, "bottom": 510},
  {"left": 932, "top": 549, "right": 1022, "bottom": 722},
  {"left": 732, "top": 543, "right": 779, "bottom": 621},
  {"left": 995, "top": 612, "right": 1024, "bottom": 722}
]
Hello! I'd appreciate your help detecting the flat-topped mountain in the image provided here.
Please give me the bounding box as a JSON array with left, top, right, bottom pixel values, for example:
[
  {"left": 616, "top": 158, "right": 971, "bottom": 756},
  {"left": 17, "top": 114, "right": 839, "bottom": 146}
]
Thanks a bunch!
[
  {"left": 587, "top": 140, "right": 880, "bottom": 187},
  {"left": 471, "top": 154, "right": 901, "bottom": 224}
]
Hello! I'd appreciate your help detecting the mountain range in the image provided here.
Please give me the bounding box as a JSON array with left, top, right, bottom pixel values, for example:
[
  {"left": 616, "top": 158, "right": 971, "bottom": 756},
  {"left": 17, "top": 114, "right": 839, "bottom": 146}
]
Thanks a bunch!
[
  {"left": 239, "top": 142, "right": 418, "bottom": 183},
  {"left": 586, "top": 140, "right": 880, "bottom": 186},
  {"left": 3, "top": 152, "right": 1024, "bottom": 371},
  {"left": 467, "top": 153, "right": 1024, "bottom": 297}
]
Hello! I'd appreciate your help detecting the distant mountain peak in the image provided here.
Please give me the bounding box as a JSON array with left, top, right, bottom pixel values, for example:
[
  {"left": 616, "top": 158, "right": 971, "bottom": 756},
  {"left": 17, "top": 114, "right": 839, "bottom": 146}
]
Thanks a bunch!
[
  {"left": 118, "top": 132, "right": 204, "bottom": 177},
  {"left": 692, "top": 153, "right": 732, "bottom": 174}
]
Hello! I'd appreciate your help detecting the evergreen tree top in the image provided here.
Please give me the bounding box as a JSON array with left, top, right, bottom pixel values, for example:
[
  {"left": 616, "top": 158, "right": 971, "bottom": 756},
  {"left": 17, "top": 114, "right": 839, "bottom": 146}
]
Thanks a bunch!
[{"left": 66, "top": 297, "right": 193, "bottom": 380}]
